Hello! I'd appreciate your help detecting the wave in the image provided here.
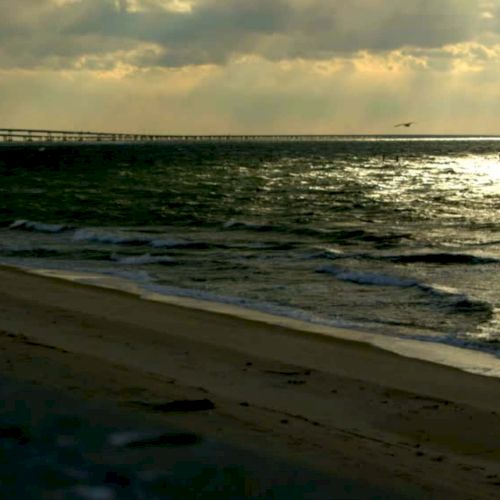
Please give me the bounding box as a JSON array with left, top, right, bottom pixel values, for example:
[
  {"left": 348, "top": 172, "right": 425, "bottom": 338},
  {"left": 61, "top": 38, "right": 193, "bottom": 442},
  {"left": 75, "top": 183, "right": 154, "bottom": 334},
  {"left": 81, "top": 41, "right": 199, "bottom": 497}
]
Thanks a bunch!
[
  {"left": 317, "top": 265, "right": 494, "bottom": 316},
  {"left": 316, "top": 265, "right": 418, "bottom": 287},
  {"left": 153, "top": 237, "right": 293, "bottom": 250},
  {"left": 74, "top": 229, "right": 218, "bottom": 251},
  {"left": 0, "top": 245, "right": 117, "bottom": 262},
  {"left": 291, "top": 228, "right": 405, "bottom": 245},
  {"left": 111, "top": 253, "right": 176, "bottom": 265},
  {"left": 73, "top": 229, "right": 151, "bottom": 245},
  {"left": 224, "top": 242, "right": 298, "bottom": 251},
  {"left": 73, "top": 227, "right": 297, "bottom": 252},
  {"left": 142, "top": 282, "right": 358, "bottom": 330},
  {"left": 223, "top": 219, "right": 408, "bottom": 246},
  {"left": 418, "top": 284, "right": 493, "bottom": 313},
  {"left": 223, "top": 220, "right": 279, "bottom": 232},
  {"left": 9, "top": 220, "right": 71, "bottom": 233},
  {"left": 467, "top": 239, "right": 500, "bottom": 248},
  {"left": 150, "top": 238, "right": 213, "bottom": 250},
  {"left": 465, "top": 309, "right": 500, "bottom": 343},
  {"left": 305, "top": 248, "right": 349, "bottom": 260},
  {"left": 383, "top": 252, "right": 499, "bottom": 265},
  {"left": 307, "top": 248, "right": 500, "bottom": 266}
]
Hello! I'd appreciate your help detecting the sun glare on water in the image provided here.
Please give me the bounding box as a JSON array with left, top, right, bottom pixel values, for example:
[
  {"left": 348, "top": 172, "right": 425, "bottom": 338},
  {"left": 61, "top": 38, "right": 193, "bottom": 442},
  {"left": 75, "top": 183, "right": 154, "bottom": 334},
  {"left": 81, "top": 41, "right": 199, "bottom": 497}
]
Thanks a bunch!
[{"left": 453, "top": 156, "right": 500, "bottom": 194}]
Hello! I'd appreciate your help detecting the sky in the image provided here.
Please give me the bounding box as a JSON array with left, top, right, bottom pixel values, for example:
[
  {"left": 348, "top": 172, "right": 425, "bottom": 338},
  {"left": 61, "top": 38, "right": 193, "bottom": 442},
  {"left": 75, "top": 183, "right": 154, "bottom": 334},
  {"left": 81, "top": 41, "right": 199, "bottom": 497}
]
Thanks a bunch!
[{"left": 1, "top": 0, "right": 500, "bottom": 134}]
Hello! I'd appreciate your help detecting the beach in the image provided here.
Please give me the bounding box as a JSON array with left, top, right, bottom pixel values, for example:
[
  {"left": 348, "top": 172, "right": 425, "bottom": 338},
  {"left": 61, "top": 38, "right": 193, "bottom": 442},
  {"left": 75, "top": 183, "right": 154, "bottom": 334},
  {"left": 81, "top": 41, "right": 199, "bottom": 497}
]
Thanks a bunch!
[
  {"left": 2, "top": 265, "right": 500, "bottom": 498},
  {"left": 2, "top": 0, "right": 500, "bottom": 495}
]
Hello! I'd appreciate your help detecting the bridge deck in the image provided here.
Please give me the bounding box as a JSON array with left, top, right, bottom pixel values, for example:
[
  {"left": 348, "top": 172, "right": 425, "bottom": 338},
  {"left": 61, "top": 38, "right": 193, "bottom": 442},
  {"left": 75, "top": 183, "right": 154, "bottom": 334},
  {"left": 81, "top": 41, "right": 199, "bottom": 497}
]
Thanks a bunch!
[{"left": 0, "top": 128, "right": 345, "bottom": 143}]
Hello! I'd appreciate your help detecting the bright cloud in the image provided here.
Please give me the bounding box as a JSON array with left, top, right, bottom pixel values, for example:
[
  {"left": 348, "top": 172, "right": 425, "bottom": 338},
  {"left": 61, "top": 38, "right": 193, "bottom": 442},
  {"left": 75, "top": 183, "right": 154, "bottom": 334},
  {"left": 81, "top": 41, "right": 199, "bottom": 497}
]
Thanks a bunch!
[{"left": 1, "top": 0, "right": 499, "bottom": 133}]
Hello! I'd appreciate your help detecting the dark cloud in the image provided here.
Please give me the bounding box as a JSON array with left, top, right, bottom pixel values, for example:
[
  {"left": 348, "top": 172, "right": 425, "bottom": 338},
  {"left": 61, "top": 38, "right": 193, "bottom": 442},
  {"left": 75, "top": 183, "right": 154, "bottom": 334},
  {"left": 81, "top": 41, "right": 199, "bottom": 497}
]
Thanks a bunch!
[{"left": 0, "top": 0, "right": 496, "bottom": 69}]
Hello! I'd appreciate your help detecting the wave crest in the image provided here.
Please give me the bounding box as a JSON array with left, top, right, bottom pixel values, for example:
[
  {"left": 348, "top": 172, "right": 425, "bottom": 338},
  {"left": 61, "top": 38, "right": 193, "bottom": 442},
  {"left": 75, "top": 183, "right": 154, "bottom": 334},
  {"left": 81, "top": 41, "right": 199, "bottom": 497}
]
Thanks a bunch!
[
  {"left": 10, "top": 220, "right": 70, "bottom": 233},
  {"left": 73, "top": 229, "right": 150, "bottom": 245},
  {"left": 317, "top": 265, "right": 494, "bottom": 316},
  {"left": 316, "top": 266, "right": 418, "bottom": 287}
]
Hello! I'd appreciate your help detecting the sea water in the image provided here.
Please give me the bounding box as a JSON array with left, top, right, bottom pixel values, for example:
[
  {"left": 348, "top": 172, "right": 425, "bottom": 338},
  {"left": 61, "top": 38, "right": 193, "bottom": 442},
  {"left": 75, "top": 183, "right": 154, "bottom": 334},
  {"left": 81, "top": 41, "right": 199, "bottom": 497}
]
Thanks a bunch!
[{"left": 1, "top": 137, "right": 499, "bottom": 366}]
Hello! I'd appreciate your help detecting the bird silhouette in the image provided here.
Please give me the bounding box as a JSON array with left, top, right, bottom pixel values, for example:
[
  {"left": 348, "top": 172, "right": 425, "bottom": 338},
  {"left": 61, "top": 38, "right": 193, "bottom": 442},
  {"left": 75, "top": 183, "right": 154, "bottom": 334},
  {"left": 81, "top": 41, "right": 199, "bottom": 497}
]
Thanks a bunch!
[{"left": 394, "top": 121, "right": 415, "bottom": 128}]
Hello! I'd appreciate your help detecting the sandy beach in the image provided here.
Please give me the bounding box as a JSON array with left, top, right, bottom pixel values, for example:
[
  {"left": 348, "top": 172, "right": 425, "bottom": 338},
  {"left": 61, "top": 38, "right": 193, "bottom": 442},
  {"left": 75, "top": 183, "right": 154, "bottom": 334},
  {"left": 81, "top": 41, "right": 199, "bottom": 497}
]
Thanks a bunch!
[{"left": 1, "top": 265, "right": 500, "bottom": 498}]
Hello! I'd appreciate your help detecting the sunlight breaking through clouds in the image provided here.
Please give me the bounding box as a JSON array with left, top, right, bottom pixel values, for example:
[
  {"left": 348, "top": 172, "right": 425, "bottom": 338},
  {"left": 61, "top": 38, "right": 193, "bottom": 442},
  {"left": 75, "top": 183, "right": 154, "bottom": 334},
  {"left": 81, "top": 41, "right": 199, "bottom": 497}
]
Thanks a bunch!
[
  {"left": 1, "top": 0, "right": 500, "bottom": 133},
  {"left": 116, "top": 0, "right": 195, "bottom": 12}
]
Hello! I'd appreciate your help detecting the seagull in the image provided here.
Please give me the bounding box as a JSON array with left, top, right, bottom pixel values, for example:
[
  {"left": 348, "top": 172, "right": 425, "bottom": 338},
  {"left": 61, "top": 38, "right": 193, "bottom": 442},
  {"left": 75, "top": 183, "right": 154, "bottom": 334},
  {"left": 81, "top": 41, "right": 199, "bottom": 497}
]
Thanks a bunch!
[{"left": 394, "top": 121, "right": 415, "bottom": 128}]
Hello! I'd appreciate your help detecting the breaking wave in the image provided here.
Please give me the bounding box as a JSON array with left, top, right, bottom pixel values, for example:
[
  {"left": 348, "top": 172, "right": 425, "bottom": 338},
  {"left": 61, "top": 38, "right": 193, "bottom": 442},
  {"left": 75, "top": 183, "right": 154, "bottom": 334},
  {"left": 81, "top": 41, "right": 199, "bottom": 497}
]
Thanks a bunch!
[
  {"left": 316, "top": 266, "right": 418, "bottom": 287},
  {"left": 306, "top": 249, "right": 499, "bottom": 266},
  {"left": 73, "top": 229, "right": 151, "bottom": 245},
  {"left": 317, "top": 265, "right": 494, "bottom": 315},
  {"left": 9, "top": 220, "right": 71, "bottom": 233}
]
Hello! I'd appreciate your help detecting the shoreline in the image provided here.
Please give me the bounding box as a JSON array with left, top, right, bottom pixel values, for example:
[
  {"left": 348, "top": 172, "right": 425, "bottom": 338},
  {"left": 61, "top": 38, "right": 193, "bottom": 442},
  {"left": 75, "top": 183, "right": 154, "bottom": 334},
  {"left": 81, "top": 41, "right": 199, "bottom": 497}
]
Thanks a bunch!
[
  {"left": 2, "top": 265, "right": 500, "bottom": 497},
  {"left": 9, "top": 263, "right": 500, "bottom": 379}
]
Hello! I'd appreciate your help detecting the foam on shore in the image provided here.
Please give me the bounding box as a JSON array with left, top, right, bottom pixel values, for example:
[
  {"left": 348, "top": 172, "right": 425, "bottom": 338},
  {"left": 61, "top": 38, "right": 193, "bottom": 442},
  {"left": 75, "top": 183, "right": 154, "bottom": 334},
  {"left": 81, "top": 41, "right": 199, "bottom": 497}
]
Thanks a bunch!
[{"left": 10, "top": 264, "right": 500, "bottom": 379}]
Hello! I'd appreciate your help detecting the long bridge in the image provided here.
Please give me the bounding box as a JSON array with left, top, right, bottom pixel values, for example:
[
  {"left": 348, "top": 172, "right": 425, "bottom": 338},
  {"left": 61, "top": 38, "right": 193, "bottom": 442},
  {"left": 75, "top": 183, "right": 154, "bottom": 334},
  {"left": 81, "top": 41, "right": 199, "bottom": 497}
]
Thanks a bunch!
[{"left": 0, "top": 128, "right": 344, "bottom": 143}]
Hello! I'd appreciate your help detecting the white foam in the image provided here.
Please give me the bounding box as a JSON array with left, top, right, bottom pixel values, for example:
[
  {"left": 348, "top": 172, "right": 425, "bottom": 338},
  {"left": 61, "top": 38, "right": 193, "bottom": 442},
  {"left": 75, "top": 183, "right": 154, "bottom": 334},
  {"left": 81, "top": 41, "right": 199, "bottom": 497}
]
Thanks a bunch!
[
  {"left": 9, "top": 264, "right": 500, "bottom": 379},
  {"left": 144, "top": 282, "right": 354, "bottom": 326},
  {"left": 137, "top": 284, "right": 500, "bottom": 378},
  {"left": 107, "top": 430, "right": 163, "bottom": 447},
  {"left": 318, "top": 265, "right": 491, "bottom": 311},
  {"left": 10, "top": 219, "right": 68, "bottom": 233},
  {"left": 465, "top": 308, "right": 500, "bottom": 342},
  {"left": 305, "top": 248, "right": 346, "bottom": 260},
  {"left": 420, "top": 283, "right": 467, "bottom": 300},
  {"left": 318, "top": 266, "right": 418, "bottom": 287},
  {"left": 73, "top": 229, "right": 149, "bottom": 245},
  {"left": 150, "top": 238, "right": 186, "bottom": 248}
]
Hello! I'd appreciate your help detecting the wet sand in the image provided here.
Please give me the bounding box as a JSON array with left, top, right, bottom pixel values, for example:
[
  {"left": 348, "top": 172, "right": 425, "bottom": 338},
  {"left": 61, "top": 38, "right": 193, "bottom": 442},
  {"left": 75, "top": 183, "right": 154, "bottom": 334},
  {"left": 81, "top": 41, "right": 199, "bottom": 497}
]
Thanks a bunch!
[{"left": 1, "top": 266, "right": 500, "bottom": 498}]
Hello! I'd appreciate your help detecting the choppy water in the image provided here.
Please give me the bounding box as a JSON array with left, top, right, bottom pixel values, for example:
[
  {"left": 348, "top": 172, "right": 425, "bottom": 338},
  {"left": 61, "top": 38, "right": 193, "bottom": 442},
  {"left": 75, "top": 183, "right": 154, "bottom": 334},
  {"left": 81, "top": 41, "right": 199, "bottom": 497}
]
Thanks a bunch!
[{"left": 1, "top": 138, "right": 500, "bottom": 356}]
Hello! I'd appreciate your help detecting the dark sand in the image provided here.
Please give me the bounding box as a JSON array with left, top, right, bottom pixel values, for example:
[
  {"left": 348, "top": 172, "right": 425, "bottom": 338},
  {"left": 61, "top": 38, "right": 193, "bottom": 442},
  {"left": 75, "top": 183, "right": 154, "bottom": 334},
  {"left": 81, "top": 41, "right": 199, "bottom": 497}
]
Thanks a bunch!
[{"left": 1, "top": 266, "right": 500, "bottom": 498}]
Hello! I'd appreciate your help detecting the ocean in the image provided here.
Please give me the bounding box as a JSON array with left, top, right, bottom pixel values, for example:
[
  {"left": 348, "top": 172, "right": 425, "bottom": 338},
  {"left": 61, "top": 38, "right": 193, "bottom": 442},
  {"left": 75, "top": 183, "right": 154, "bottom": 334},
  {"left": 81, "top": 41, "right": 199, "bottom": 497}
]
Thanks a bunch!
[{"left": 1, "top": 137, "right": 499, "bottom": 367}]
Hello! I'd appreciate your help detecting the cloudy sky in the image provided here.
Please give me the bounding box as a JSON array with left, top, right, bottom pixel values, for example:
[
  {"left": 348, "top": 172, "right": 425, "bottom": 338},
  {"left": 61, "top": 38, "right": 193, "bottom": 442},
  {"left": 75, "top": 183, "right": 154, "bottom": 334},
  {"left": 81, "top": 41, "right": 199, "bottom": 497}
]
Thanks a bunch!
[{"left": 1, "top": 0, "right": 499, "bottom": 134}]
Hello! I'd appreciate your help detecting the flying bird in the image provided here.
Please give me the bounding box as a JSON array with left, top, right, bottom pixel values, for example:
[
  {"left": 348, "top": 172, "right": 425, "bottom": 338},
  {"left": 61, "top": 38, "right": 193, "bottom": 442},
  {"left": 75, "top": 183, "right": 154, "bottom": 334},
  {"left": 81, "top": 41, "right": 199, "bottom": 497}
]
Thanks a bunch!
[{"left": 394, "top": 121, "right": 415, "bottom": 128}]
